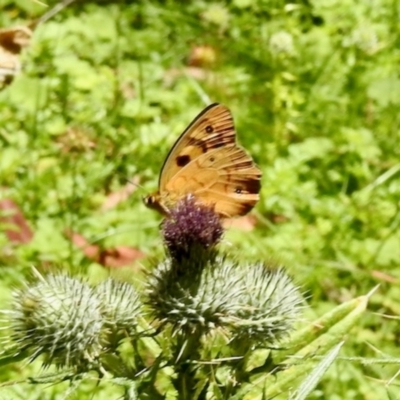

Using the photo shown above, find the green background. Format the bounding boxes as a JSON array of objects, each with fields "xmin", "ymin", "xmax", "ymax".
[{"xmin": 1, "ymin": 0, "xmax": 400, "ymax": 398}]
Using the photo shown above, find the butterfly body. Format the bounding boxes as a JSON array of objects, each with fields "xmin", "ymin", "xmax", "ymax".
[{"xmin": 144, "ymin": 103, "xmax": 261, "ymax": 218}]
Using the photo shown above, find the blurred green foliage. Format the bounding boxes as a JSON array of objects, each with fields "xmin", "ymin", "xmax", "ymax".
[{"xmin": 1, "ymin": 0, "xmax": 400, "ymax": 398}]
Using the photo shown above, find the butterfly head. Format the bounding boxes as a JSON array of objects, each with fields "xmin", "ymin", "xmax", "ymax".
[{"xmin": 143, "ymin": 192, "xmax": 171, "ymax": 216}]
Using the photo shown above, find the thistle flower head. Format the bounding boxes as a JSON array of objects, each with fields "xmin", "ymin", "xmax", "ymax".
[
  {"xmin": 161, "ymin": 196, "xmax": 223, "ymax": 264},
  {"xmin": 8, "ymin": 274, "xmax": 103, "ymax": 369}
]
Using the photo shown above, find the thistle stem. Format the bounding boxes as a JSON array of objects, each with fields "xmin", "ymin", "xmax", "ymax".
[{"xmin": 173, "ymin": 329, "xmax": 203, "ymax": 400}]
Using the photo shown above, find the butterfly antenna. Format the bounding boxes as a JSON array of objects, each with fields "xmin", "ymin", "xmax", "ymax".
[{"xmin": 124, "ymin": 176, "xmax": 145, "ymax": 192}]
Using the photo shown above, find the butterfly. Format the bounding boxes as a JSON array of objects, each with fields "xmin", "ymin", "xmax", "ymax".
[{"xmin": 144, "ymin": 103, "xmax": 261, "ymax": 218}]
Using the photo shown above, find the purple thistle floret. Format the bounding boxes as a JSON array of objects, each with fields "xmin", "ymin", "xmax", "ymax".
[{"xmin": 161, "ymin": 196, "xmax": 223, "ymax": 261}]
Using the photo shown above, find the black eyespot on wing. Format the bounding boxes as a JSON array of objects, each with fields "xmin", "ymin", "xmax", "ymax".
[
  {"xmin": 205, "ymin": 125, "xmax": 214, "ymax": 134},
  {"xmin": 235, "ymin": 187, "xmax": 242, "ymax": 194},
  {"xmin": 176, "ymin": 154, "xmax": 191, "ymax": 167}
]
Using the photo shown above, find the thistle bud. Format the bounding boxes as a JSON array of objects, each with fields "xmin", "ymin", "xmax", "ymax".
[
  {"xmin": 146, "ymin": 257, "xmax": 302, "ymax": 344},
  {"xmin": 7, "ymin": 274, "xmax": 103, "ymax": 369},
  {"xmin": 95, "ymin": 278, "xmax": 142, "ymax": 345},
  {"xmin": 226, "ymin": 264, "xmax": 303, "ymax": 344}
]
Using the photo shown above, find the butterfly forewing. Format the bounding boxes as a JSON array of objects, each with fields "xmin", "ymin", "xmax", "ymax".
[{"xmin": 159, "ymin": 103, "xmax": 235, "ymax": 189}]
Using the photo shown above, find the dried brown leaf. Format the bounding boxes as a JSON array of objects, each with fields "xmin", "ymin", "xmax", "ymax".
[
  {"xmin": 101, "ymin": 178, "xmax": 140, "ymax": 211},
  {"xmin": 0, "ymin": 26, "xmax": 32, "ymax": 85},
  {"xmin": 66, "ymin": 229, "xmax": 145, "ymax": 268},
  {"xmin": 0, "ymin": 199, "xmax": 33, "ymax": 244}
]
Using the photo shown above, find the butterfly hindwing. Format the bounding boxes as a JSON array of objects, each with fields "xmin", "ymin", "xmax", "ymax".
[{"xmin": 164, "ymin": 146, "xmax": 261, "ymax": 216}]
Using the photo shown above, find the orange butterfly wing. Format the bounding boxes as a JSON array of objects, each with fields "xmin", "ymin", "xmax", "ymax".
[
  {"xmin": 164, "ymin": 146, "xmax": 261, "ymax": 217},
  {"xmin": 145, "ymin": 103, "xmax": 261, "ymax": 217}
]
